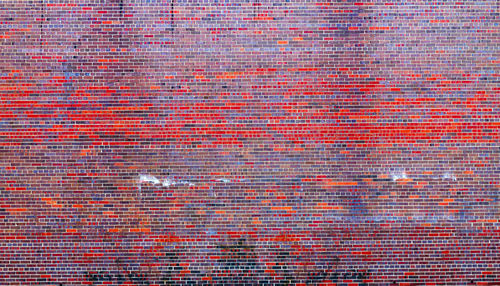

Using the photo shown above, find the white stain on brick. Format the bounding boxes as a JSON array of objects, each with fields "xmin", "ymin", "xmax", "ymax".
[
  {"xmin": 180, "ymin": 180, "xmax": 195, "ymax": 186},
  {"xmin": 442, "ymin": 172, "xmax": 457, "ymax": 181},
  {"xmin": 391, "ymin": 171, "xmax": 408, "ymax": 181},
  {"xmin": 138, "ymin": 174, "xmax": 194, "ymax": 189},
  {"xmin": 162, "ymin": 178, "xmax": 175, "ymax": 187},
  {"xmin": 163, "ymin": 179, "xmax": 195, "ymax": 187},
  {"xmin": 139, "ymin": 174, "xmax": 161, "ymax": 185}
]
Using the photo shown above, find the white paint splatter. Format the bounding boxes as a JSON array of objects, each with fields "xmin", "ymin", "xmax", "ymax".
[
  {"xmin": 391, "ymin": 171, "xmax": 408, "ymax": 181},
  {"xmin": 442, "ymin": 172, "xmax": 457, "ymax": 181},
  {"xmin": 139, "ymin": 174, "xmax": 161, "ymax": 185},
  {"xmin": 162, "ymin": 178, "xmax": 175, "ymax": 187},
  {"xmin": 138, "ymin": 174, "xmax": 194, "ymax": 189},
  {"xmin": 180, "ymin": 180, "xmax": 195, "ymax": 186},
  {"xmin": 215, "ymin": 178, "xmax": 231, "ymax": 183},
  {"xmin": 161, "ymin": 179, "xmax": 195, "ymax": 187}
]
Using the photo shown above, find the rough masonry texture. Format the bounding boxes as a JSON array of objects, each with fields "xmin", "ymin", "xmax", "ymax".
[{"xmin": 0, "ymin": 0, "xmax": 498, "ymax": 285}]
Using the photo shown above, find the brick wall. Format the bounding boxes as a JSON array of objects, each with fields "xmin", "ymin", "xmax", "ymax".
[{"xmin": 0, "ymin": 0, "xmax": 498, "ymax": 285}]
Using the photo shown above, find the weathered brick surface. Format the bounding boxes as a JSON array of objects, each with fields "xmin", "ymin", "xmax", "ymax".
[{"xmin": 0, "ymin": 0, "xmax": 498, "ymax": 285}]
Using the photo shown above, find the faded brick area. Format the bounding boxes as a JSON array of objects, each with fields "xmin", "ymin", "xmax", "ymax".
[{"xmin": 0, "ymin": 0, "xmax": 498, "ymax": 285}]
